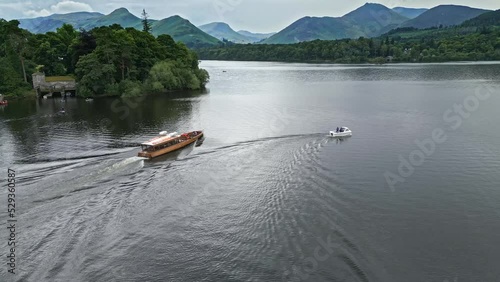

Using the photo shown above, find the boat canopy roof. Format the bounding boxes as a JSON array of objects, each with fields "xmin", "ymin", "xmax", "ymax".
[{"xmin": 141, "ymin": 135, "xmax": 177, "ymax": 146}]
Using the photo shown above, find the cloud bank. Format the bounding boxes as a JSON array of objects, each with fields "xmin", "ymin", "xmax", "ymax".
[{"xmin": 24, "ymin": 0, "xmax": 93, "ymax": 17}]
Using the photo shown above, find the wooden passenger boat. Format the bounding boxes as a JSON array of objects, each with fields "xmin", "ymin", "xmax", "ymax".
[{"xmin": 138, "ymin": 130, "xmax": 204, "ymax": 159}]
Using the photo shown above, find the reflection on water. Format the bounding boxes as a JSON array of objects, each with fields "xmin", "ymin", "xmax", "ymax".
[
  {"xmin": 0, "ymin": 61, "xmax": 500, "ymax": 282},
  {"xmin": 0, "ymin": 90, "xmax": 207, "ymax": 165}
]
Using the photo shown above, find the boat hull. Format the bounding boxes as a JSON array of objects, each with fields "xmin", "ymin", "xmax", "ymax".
[
  {"xmin": 138, "ymin": 132, "xmax": 203, "ymax": 159},
  {"xmin": 329, "ymin": 132, "xmax": 352, "ymax": 137},
  {"xmin": 329, "ymin": 133, "xmax": 352, "ymax": 137}
]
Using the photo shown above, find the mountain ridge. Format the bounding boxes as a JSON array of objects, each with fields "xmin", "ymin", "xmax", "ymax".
[
  {"xmin": 400, "ymin": 5, "xmax": 491, "ymax": 29},
  {"xmin": 19, "ymin": 8, "xmax": 220, "ymax": 47},
  {"xmin": 19, "ymin": 12, "xmax": 103, "ymax": 33},
  {"xmin": 392, "ymin": 7, "xmax": 428, "ymax": 19},
  {"xmin": 262, "ymin": 3, "xmax": 409, "ymax": 44},
  {"xmin": 198, "ymin": 22, "xmax": 252, "ymax": 43},
  {"xmin": 151, "ymin": 16, "xmax": 220, "ymax": 47},
  {"xmin": 13, "ymin": 3, "xmax": 498, "ymax": 47}
]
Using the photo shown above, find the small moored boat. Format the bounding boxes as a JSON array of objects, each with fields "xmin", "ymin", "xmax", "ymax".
[
  {"xmin": 0, "ymin": 94, "xmax": 7, "ymax": 105},
  {"xmin": 329, "ymin": 127, "xmax": 352, "ymax": 137},
  {"xmin": 138, "ymin": 130, "xmax": 204, "ymax": 159}
]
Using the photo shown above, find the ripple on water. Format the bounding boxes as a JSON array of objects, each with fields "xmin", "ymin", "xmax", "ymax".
[{"xmin": 134, "ymin": 135, "xmax": 374, "ymax": 281}]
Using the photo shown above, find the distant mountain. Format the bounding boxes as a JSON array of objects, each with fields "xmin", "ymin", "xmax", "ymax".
[
  {"xmin": 19, "ymin": 12, "xmax": 103, "ymax": 33},
  {"xmin": 400, "ymin": 5, "xmax": 491, "ymax": 29},
  {"xmin": 81, "ymin": 8, "xmax": 145, "ymax": 30},
  {"xmin": 461, "ymin": 9, "xmax": 500, "ymax": 27},
  {"xmin": 262, "ymin": 17, "xmax": 355, "ymax": 44},
  {"xmin": 198, "ymin": 22, "xmax": 251, "ymax": 43},
  {"xmin": 17, "ymin": 8, "xmax": 219, "ymax": 47},
  {"xmin": 392, "ymin": 7, "xmax": 428, "ymax": 19},
  {"xmin": 263, "ymin": 3, "xmax": 408, "ymax": 44},
  {"xmin": 237, "ymin": 30, "xmax": 276, "ymax": 42},
  {"xmin": 15, "ymin": 4, "xmax": 497, "ymax": 48},
  {"xmin": 152, "ymin": 16, "xmax": 220, "ymax": 47},
  {"xmin": 342, "ymin": 3, "xmax": 409, "ymax": 37}
]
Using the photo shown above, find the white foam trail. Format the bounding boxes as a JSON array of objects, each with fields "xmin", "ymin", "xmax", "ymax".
[{"xmin": 99, "ymin": 157, "xmax": 145, "ymax": 176}]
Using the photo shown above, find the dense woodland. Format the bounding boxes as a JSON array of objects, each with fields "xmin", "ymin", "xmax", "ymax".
[
  {"xmin": 0, "ymin": 19, "xmax": 209, "ymax": 98},
  {"xmin": 197, "ymin": 27, "xmax": 500, "ymax": 63}
]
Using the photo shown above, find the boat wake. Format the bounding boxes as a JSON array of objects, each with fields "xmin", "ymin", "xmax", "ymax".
[
  {"xmin": 192, "ymin": 133, "xmax": 327, "ymax": 158},
  {"xmin": 23, "ymin": 156, "xmax": 145, "ymax": 205},
  {"xmin": 15, "ymin": 149, "xmax": 132, "ymax": 164}
]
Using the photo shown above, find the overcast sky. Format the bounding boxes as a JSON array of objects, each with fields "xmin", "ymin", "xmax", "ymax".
[{"xmin": 0, "ymin": 0, "xmax": 498, "ymax": 33}]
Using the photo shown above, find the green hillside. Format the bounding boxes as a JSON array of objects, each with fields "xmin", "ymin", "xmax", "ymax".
[
  {"xmin": 462, "ymin": 9, "xmax": 500, "ymax": 27},
  {"xmin": 198, "ymin": 22, "xmax": 251, "ymax": 43},
  {"xmin": 152, "ymin": 16, "xmax": 220, "ymax": 48},
  {"xmin": 392, "ymin": 7, "xmax": 428, "ymax": 19},
  {"xmin": 384, "ymin": 7, "xmax": 500, "ymax": 40},
  {"xmin": 262, "ymin": 3, "xmax": 408, "ymax": 44},
  {"xmin": 400, "ymin": 5, "xmax": 491, "ymax": 29},
  {"xmin": 262, "ymin": 17, "xmax": 355, "ymax": 44},
  {"xmin": 342, "ymin": 3, "xmax": 409, "ymax": 37},
  {"xmin": 82, "ymin": 8, "xmax": 143, "ymax": 30},
  {"xmin": 17, "ymin": 8, "xmax": 219, "ymax": 48}
]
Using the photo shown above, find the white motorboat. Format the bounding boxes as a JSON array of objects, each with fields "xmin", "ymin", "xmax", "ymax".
[{"xmin": 329, "ymin": 127, "xmax": 352, "ymax": 137}]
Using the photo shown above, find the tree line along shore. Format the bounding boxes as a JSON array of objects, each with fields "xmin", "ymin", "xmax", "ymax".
[{"xmin": 196, "ymin": 26, "xmax": 500, "ymax": 64}]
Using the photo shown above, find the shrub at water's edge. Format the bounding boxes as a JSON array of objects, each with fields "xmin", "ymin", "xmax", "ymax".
[{"xmin": 146, "ymin": 60, "xmax": 209, "ymax": 92}]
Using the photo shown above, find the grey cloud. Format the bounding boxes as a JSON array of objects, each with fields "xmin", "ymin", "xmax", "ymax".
[{"xmin": 0, "ymin": 0, "xmax": 498, "ymax": 32}]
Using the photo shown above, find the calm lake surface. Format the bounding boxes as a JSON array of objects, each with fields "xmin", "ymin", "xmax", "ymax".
[{"xmin": 1, "ymin": 61, "xmax": 500, "ymax": 282}]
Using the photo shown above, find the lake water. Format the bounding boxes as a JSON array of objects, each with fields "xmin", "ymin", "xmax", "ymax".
[{"xmin": 1, "ymin": 61, "xmax": 500, "ymax": 282}]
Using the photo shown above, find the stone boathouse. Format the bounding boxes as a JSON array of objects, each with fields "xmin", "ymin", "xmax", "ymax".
[{"xmin": 32, "ymin": 72, "xmax": 77, "ymax": 98}]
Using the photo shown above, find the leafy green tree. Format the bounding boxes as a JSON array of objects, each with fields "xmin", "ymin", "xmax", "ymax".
[
  {"xmin": 54, "ymin": 24, "xmax": 78, "ymax": 73},
  {"xmin": 5, "ymin": 20, "xmax": 30, "ymax": 82},
  {"xmin": 34, "ymin": 40, "xmax": 65, "ymax": 75},
  {"xmin": 75, "ymin": 52, "xmax": 116, "ymax": 96},
  {"xmin": 70, "ymin": 29, "xmax": 96, "ymax": 73}
]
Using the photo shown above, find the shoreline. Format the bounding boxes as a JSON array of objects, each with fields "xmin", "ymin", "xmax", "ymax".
[
  {"xmin": 1, "ymin": 88, "xmax": 208, "ymax": 100},
  {"xmin": 199, "ymin": 59, "xmax": 500, "ymax": 66}
]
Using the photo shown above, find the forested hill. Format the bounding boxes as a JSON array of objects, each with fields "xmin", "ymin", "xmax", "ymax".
[
  {"xmin": 462, "ymin": 9, "xmax": 500, "ymax": 27},
  {"xmin": 261, "ymin": 3, "xmax": 409, "ymax": 44},
  {"xmin": 196, "ymin": 26, "xmax": 500, "ymax": 63},
  {"xmin": 399, "ymin": 5, "xmax": 490, "ymax": 29},
  {"xmin": 0, "ymin": 20, "xmax": 209, "ymax": 98},
  {"xmin": 197, "ymin": 8, "xmax": 500, "ymax": 63}
]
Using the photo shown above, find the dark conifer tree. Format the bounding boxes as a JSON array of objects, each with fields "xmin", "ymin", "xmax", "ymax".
[{"xmin": 142, "ymin": 9, "xmax": 152, "ymax": 33}]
